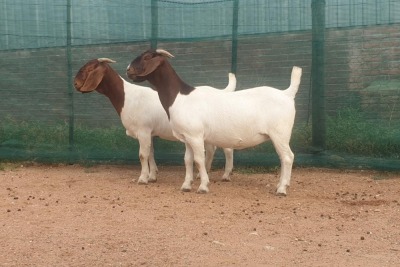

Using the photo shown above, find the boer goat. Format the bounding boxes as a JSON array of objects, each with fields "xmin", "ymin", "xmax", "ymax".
[
  {"xmin": 74, "ymin": 58, "xmax": 235, "ymax": 184},
  {"xmin": 126, "ymin": 49, "xmax": 302, "ymax": 195}
]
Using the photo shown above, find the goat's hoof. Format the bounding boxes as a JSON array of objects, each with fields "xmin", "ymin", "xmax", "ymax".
[
  {"xmin": 276, "ymin": 183, "xmax": 288, "ymax": 196},
  {"xmin": 196, "ymin": 189, "xmax": 208, "ymax": 194},
  {"xmin": 221, "ymin": 176, "xmax": 231, "ymax": 182},
  {"xmin": 276, "ymin": 188, "xmax": 287, "ymax": 196},
  {"xmin": 181, "ymin": 185, "xmax": 192, "ymax": 192},
  {"xmin": 148, "ymin": 178, "xmax": 157, "ymax": 183},
  {"xmin": 181, "ymin": 188, "xmax": 191, "ymax": 192},
  {"xmin": 196, "ymin": 187, "xmax": 209, "ymax": 194},
  {"xmin": 137, "ymin": 179, "xmax": 148, "ymax": 185}
]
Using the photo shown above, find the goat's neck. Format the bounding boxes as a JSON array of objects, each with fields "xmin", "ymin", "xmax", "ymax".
[
  {"xmin": 148, "ymin": 61, "xmax": 194, "ymax": 117},
  {"xmin": 96, "ymin": 68, "xmax": 125, "ymax": 116}
]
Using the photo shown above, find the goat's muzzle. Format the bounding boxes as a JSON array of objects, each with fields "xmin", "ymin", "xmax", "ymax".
[
  {"xmin": 73, "ymin": 80, "xmax": 82, "ymax": 91},
  {"xmin": 73, "ymin": 80, "xmax": 89, "ymax": 93}
]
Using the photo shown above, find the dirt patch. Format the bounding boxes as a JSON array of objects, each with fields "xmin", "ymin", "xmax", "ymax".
[{"xmin": 1, "ymin": 163, "xmax": 399, "ymax": 266}]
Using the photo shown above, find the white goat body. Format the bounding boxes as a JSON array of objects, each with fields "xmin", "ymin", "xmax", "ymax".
[
  {"xmin": 126, "ymin": 49, "xmax": 302, "ymax": 195},
  {"xmin": 171, "ymin": 86, "xmax": 297, "ymax": 149},
  {"xmin": 74, "ymin": 58, "xmax": 235, "ymax": 184}
]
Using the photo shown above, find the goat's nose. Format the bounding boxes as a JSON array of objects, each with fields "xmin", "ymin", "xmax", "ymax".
[{"xmin": 73, "ymin": 81, "xmax": 80, "ymax": 89}]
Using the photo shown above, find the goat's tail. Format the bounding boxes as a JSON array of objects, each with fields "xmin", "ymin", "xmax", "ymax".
[
  {"xmin": 285, "ymin": 66, "xmax": 302, "ymax": 98},
  {"xmin": 223, "ymin": 73, "xmax": 237, "ymax": 92}
]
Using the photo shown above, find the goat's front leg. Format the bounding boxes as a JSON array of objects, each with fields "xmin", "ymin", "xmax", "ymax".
[
  {"xmin": 136, "ymin": 134, "xmax": 152, "ymax": 184},
  {"xmin": 181, "ymin": 143, "xmax": 194, "ymax": 192},
  {"xmin": 148, "ymin": 138, "xmax": 158, "ymax": 183},
  {"xmin": 188, "ymin": 138, "xmax": 209, "ymax": 193},
  {"xmin": 195, "ymin": 143, "xmax": 216, "ymax": 179}
]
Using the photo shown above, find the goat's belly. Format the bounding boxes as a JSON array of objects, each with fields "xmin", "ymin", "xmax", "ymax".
[
  {"xmin": 152, "ymin": 122, "xmax": 177, "ymax": 141},
  {"xmin": 206, "ymin": 133, "xmax": 269, "ymax": 150},
  {"xmin": 157, "ymin": 132, "xmax": 177, "ymax": 142}
]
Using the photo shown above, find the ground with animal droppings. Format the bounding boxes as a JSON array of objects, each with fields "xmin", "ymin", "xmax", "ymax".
[{"xmin": 1, "ymin": 163, "xmax": 399, "ymax": 266}]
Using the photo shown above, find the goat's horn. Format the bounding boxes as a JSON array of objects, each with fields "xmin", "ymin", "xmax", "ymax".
[
  {"xmin": 97, "ymin": 58, "xmax": 116, "ymax": 63},
  {"xmin": 155, "ymin": 49, "xmax": 174, "ymax": 58}
]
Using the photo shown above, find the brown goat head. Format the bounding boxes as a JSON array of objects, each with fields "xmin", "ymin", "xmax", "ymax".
[
  {"xmin": 126, "ymin": 49, "xmax": 174, "ymax": 82},
  {"xmin": 74, "ymin": 58, "xmax": 116, "ymax": 93}
]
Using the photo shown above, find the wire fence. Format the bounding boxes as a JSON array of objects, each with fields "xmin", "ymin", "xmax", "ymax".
[
  {"xmin": 0, "ymin": 0, "xmax": 399, "ymax": 170},
  {"xmin": 2, "ymin": 0, "xmax": 400, "ymax": 49}
]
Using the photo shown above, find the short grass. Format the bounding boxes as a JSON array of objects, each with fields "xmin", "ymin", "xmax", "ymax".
[{"xmin": 1, "ymin": 108, "xmax": 399, "ymax": 162}]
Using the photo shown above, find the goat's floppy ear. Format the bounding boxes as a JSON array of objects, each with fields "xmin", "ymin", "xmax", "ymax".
[
  {"xmin": 80, "ymin": 64, "xmax": 106, "ymax": 92},
  {"xmin": 136, "ymin": 56, "xmax": 164, "ymax": 77}
]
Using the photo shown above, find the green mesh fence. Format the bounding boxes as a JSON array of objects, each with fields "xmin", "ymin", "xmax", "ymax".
[{"xmin": 0, "ymin": 0, "xmax": 399, "ymax": 170}]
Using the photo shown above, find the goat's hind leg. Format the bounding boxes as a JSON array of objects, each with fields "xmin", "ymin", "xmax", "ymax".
[
  {"xmin": 203, "ymin": 145, "xmax": 234, "ymax": 182},
  {"xmin": 222, "ymin": 148, "xmax": 233, "ymax": 181},
  {"xmin": 270, "ymin": 135, "xmax": 294, "ymax": 196}
]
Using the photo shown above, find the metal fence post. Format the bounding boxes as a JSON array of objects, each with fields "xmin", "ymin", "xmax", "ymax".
[
  {"xmin": 151, "ymin": 0, "xmax": 158, "ymax": 49},
  {"xmin": 311, "ymin": 0, "xmax": 326, "ymax": 151},
  {"xmin": 66, "ymin": 0, "xmax": 74, "ymax": 156},
  {"xmin": 231, "ymin": 0, "xmax": 239, "ymax": 74}
]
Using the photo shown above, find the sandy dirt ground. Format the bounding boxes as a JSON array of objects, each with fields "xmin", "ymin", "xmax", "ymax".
[{"xmin": 1, "ymin": 163, "xmax": 399, "ymax": 266}]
